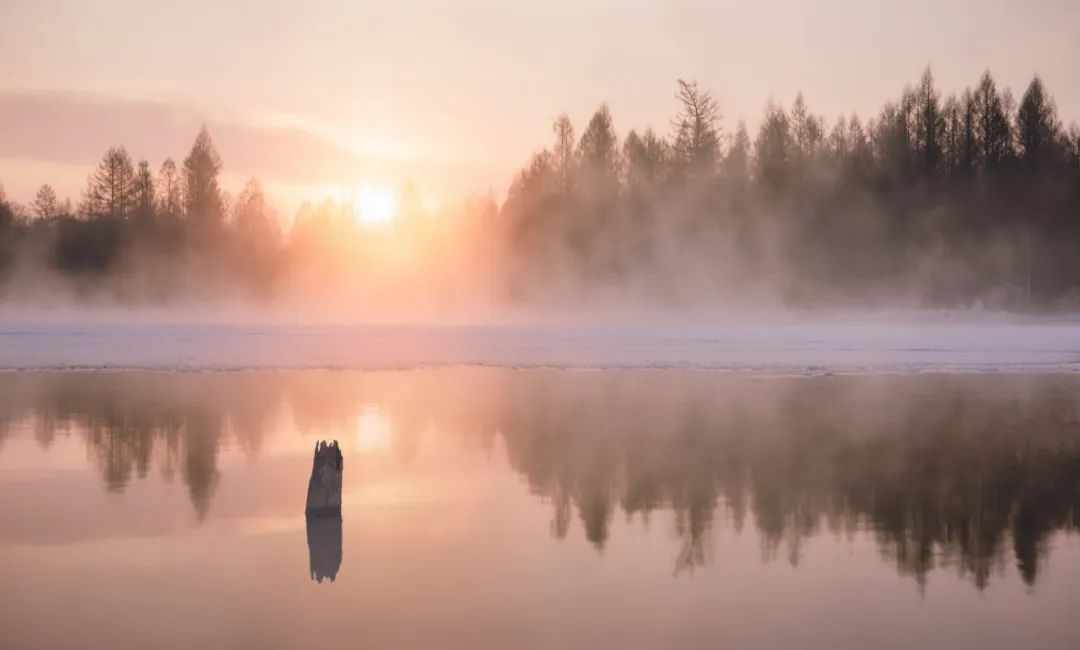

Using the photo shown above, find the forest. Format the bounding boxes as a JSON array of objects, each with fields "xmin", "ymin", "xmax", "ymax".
[{"xmin": 2, "ymin": 67, "xmax": 1079, "ymax": 311}]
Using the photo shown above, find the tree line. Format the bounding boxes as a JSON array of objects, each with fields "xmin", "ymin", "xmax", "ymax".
[
  {"xmin": 502, "ymin": 69, "xmax": 1080, "ymax": 308},
  {"xmin": 0, "ymin": 126, "xmax": 282, "ymax": 299},
  {"xmin": 2, "ymin": 67, "xmax": 1079, "ymax": 309}
]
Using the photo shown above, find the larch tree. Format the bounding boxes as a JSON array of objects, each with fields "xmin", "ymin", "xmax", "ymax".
[
  {"xmin": 1016, "ymin": 76, "xmax": 1061, "ymax": 172},
  {"xmin": 133, "ymin": 159, "xmax": 156, "ymax": 224},
  {"xmin": 87, "ymin": 147, "xmax": 136, "ymax": 219},
  {"xmin": 552, "ymin": 114, "xmax": 576, "ymax": 196},
  {"xmin": 624, "ymin": 128, "xmax": 669, "ymax": 193},
  {"xmin": 32, "ymin": 184, "xmax": 60, "ymax": 220},
  {"xmin": 672, "ymin": 79, "xmax": 721, "ymax": 177},
  {"xmin": 913, "ymin": 67, "xmax": 944, "ymax": 176},
  {"xmin": 234, "ymin": 177, "xmax": 276, "ymax": 241},
  {"xmin": 726, "ymin": 121, "xmax": 752, "ymax": 181},
  {"xmin": 790, "ymin": 93, "xmax": 824, "ymax": 168},
  {"xmin": 973, "ymin": 71, "xmax": 1012, "ymax": 171},
  {"xmin": 845, "ymin": 115, "xmax": 872, "ymax": 174},
  {"xmin": 577, "ymin": 104, "xmax": 620, "ymax": 195},
  {"xmin": 957, "ymin": 89, "xmax": 979, "ymax": 176},
  {"xmin": 157, "ymin": 158, "xmax": 184, "ymax": 220},
  {"xmin": 754, "ymin": 100, "xmax": 791, "ymax": 190},
  {"xmin": 828, "ymin": 116, "xmax": 850, "ymax": 164}
]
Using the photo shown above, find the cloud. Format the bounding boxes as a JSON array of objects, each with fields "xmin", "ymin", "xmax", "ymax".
[
  {"xmin": 0, "ymin": 91, "xmax": 382, "ymax": 185},
  {"xmin": 0, "ymin": 91, "xmax": 507, "ymax": 211}
]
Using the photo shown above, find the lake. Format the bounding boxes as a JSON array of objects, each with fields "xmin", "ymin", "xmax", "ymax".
[{"xmin": 1, "ymin": 369, "xmax": 1079, "ymax": 649}]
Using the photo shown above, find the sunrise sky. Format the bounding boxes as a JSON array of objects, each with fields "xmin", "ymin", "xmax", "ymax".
[{"xmin": 2, "ymin": 0, "xmax": 1078, "ymax": 217}]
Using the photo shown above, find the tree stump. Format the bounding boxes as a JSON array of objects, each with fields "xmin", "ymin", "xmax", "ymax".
[{"xmin": 305, "ymin": 440, "xmax": 343, "ymax": 516}]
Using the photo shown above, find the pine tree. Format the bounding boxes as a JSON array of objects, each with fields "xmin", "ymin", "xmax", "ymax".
[{"xmin": 183, "ymin": 126, "xmax": 224, "ymax": 231}]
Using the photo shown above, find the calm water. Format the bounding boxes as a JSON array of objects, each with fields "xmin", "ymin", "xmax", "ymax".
[{"xmin": 1, "ymin": 370, "xmax": 1079, "ymax": 649}]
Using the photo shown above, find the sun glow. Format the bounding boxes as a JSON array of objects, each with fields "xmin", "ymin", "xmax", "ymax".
[
  {"xmin": 356, "ymin": 405, "xmax": 392, "ymax": 453},
  {"xmin": 354, "ymin": 185, "xmax": 398, "ymax": 228}
]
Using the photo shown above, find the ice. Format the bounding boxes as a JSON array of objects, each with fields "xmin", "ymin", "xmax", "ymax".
[{"xmin": 2, "ymin": 316, "xmax": 1080, "ymax": 374}]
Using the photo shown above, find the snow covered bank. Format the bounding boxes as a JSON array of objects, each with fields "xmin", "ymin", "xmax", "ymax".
[{"xmin": 2, "ymin": 320, "xmax": 1080, "ymax": 373}]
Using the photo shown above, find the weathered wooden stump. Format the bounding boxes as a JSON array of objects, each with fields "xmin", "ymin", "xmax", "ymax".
[{"xmin": 305, "ymin": 440, "xmax": 343, "ymax": 516}]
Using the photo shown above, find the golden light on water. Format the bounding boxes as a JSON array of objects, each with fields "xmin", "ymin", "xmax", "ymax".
[{"xmin": 355, "ymin": 405, "xmax": 392, "ymax": 453}]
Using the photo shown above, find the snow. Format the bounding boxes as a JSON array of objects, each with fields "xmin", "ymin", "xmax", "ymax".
[{"xmin": 2, "ymin": 318, "xmax": 1080, "ymax": 374}]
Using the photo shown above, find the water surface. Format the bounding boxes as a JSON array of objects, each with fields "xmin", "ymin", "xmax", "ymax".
[{"xmin": 1, "ymin": 370, "xmax": 1079, "ymax": 649}]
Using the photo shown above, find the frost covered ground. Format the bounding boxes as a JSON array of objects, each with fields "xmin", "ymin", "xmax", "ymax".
[{"xmin": 3, "ymin": 316, "xmax": 1080, "ymax": 373}]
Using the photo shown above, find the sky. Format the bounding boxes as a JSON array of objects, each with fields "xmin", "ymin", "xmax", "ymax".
[{"xmin": 1, "ymin": 0, "xmax": 1078, "ymax": 217}]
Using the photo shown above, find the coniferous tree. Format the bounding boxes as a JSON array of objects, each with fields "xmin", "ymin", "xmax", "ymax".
[
  {"xmin": 828, "ymin": 116, "xmax": 850, "ymax": 164},
  {"xmin": 157, "ymin": 158, "xmax": 184, "ymax": 220},
  {"xmin": 552, "ymin": 115, "xmax": 576, "ymax": 196},
  {"xmin": 724, "ymin": 121, "xmax": 751, "ymax": 184},
  {"xmin": 790, "ymin": 93, "xmax": 824, "ymax": 170},
  {"xmin": 577, "ymin": 104, "xmax": 620, "ymax": 194},
  {"xmin": 1016, "ymin": 76, "xmax": 1061, "ymax": 172},
  {"xmin": 183, "ymin": 126, "xmax": 224, "ymax": 232},
  {"xmin": 32, "ymin": 184, "xmax": 59, "ymax": 220},
  {"xmin": 754, "ymin": 100, "xmax": 791, "ymax": 190},
  {"xmin": 87, "ymin": 147, "xmax": 136, "ymax": 219},
  {"xmin": 233, "ymin": 178, "xmax": 274, "ymax": 239},
  {"xmin": 1068, "ymin": 124, "xmax": 1080, "ymax": 170},
  {"xmin": 959, "ymin": 89, "xmax": 980, "ymax": 177},
  {"xmin": 973, "ymin": 71, "xmax": 1012, "ymax": 171},
  {"xmin": 913, "ymin": 67, "xmax": 944, "ymax": 176},
  {"xmin": 624, "ymin": 128, "xmax": 669, "ymax": 193},
  {"xmin": 672, "ymin": 79, "xmax": 721, "ymax": 178},
  {"xmin": 133, "ymin": 159, "xmax": 156, "ymax": 224},
  {"xmin": 845, "ymin": 115, "xmax": 872, "ymax": 178},
  {"xmin": 941, "ymin": 95, "xmax": 963, "ymax": 175}
]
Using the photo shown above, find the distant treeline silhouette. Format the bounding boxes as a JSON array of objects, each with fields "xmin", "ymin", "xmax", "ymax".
[{"xmin": 1, "ymin": 67, "xmax": 1079, "ymax": 308}]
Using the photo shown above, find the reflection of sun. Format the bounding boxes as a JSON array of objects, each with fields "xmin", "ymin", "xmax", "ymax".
[
  {"xmin": 354, "ymin": 186, "xmax": 398, "ymax": 228},
  {"xmin": 356, "ymin": 405, "xmax": 391, "ymax": 453}
]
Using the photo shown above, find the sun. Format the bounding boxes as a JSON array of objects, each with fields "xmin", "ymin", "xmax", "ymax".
[{"xmin": 353, "ymin": 185, "xmax": 398, "ymax": 228}]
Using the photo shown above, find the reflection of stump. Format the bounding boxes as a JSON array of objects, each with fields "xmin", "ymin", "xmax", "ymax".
[
  {"xmin": 306, "ymin": 440, "xmax": 343, "ymax": 583},
  {"xmin": 306, "ymin": 514, "xmax": 342, "ymax": 583},
  {"xmin": 306, "ymin": 440, "xmax": 343, "ymax": 516}
]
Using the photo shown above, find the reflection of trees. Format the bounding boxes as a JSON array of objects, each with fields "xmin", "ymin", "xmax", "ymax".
[
  {"xmin": 493, "ymin": 373, "xmax": 1080, "ymax": 587},
  {"xmin": 1, "ymin": 371, "xmax": 1078, "ymax": 588},
  {"xmin": 0, "ymin": 374, "xmax": 274, "ymax": 520}
]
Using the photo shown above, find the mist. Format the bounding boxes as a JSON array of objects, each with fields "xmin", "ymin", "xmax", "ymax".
[{"xmin": 2, "ymin": 68, "xmax": 1079, "ymax": 324}]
